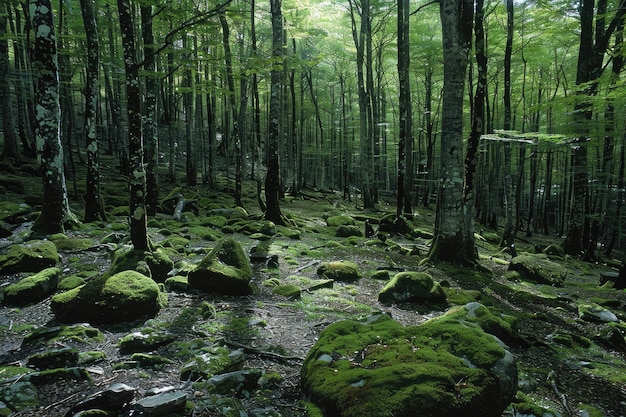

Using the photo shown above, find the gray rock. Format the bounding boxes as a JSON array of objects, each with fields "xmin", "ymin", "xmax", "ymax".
[
  {"xmin": 119, "ymin": 329, "xmax": 177, "ymax": 355},
  {"xmin": 206, "ymin": 369, "xmax": 263, "ymax": 394},
  {"xmin": 578, "ymin": 303, "xmax": 619, "ymax": 323},
  {"xmin": 378, "ymin": 271, "xmax": 446, "ymax": 304},
  {"xmin": 128, "ymin": 390, "xmax": 187, "ymax": 417},
  {"xmin": 65, "ymin": 383, "xmax": 135, "ymax": 417},
  {"xmin": 27, "ymin": 347, "xmax": 79, "ymax": 370},
  {"xmin": 180, "ymin": 346, "xmax": 244, "ymax": 381},
  {"xmin": 0, "ymin": 381, "xmax": 39, "ymax": 412}
]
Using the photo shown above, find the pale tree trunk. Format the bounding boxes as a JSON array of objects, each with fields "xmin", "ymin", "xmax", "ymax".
[
  {"xmin": 0, "ymin": 12, "xmax": 21, "ymax": 164},
  {"xmin": 81, "ymin": 0, "xmax": 105, "ymax": 222},
  {"xmin": 265, "ymin": 0, "xmax": 285, "ymax": 224},
  {"xmin": 428, "ymin": 0, "xmax": 475, "ymax": 264},
  {"xmin": 30, "ymin": 0, "xmax": 77, "ymax": 235},
  {"xmin": 118, "ymin": 0, "xmax": 150, "ymax": 251},
  {"xmin": 141, "ymin": 5, "xmax": 159, "ymax": 215}
]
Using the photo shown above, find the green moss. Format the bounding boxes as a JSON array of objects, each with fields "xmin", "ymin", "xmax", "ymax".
[
  {"xmin": 2, "ymin": 267, "xmax": 60, "ymax": 306},
  {"xmin": 273, "ymin": 284, "xmax": 302, "ymax": 299},
  {"xmin": 107, "ymin": 246, "xmax": 174, "ymax": 283},
  {"xmin": 317, "ymin": 261, "xmax": 361, "ymax": 281},
  {"xmin": 58, "ymin": 275, "xmax": 86, "ymax": 291},
  {"xmin": 326, "ymin": 215, "xmax": 356, "ymax": 227},
  {"xmin": 509, "ymin": 253, "xmax": 567, "ymax": 286},
  {"xmin": 443, "ymin": 288, "xmax": 482, "ymax": 305},
  {"xmin": 302, "ymin": 312, "xmax": 510, "ymax": 417},
  {"xmin": 78, "ymin": 351, "xmax": 107, "ymax": 365},
  {"xmin": 0, "ymin": 240, "xmax": 59, "ymax": 274},
  {"xmin": 49, "ymin": 233, "xmax": 93, "ymax": 251}
]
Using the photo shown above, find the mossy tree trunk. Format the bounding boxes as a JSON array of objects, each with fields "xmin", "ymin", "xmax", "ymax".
[
  {"xmin": 428, "ymin": 0, "xmax": 475, "ymax": 265},
  {"xmin": 117, "ymin": 0, "xmax": 150, "ymax": 251},
  {"xmin": 30, "ymin": 0, "xmax": 77, "ymax": 235},
  {"xmin": 265, "ymin": 0, "xmax": 285, "ymax": 225},
  {"xmin": 81, "ymin": 0, "xmax": 105, "ymax": 222}
]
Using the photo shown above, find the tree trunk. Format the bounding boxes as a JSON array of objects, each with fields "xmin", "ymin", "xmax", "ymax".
[
  {"xmin": 141, "ymin": 5, "xmax": 159, "ymax": 215},
  {"xmin": 81, "ymin": 0, "xmax": 105, "ymax": 222},
  {"xmin": 118, "ymin": 0, "xmax": 150, "ymax": 251},
  {"xmin": 30, "ymin": 0, "xmax": 76, "ymax": 235},
  {"xmin": 265, "ymin": 0, "xmax": 285, "ymax": 225},
  {"xmin": 429, "ymin": 0, "xmax": 475, "ymax": 264},
  {"xmin": 397, "ymin": 0, "xmax": 412, "ymax": 217},
  {"xmin": 0, "ymin": 12, "xmax": 21, "ymax": 164}
]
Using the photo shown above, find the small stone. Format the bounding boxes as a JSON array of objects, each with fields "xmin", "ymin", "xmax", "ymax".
[{"xmin": 128, "ymin": 390, "xmax": 187, "ymax": 417}]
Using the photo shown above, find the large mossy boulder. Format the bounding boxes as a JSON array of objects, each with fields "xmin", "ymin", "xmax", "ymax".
[
  {"xmin": 187, "ymin": 238, "xmax": 252, "ymax": 295},
  {"xmin": 50, "ymin": 271, "xmax": 167, "ymax": 324},
  {"xmin": 326, "ymin": 215, "xmax": 356, "ymax": 227},
  {"xmin": 2, "ymin": 267, "xmax": 60, "ymax": 306},
  {"xmin": 0, "ymin": 240, "xmax": 59, "ymax": 274},
  {"xmin": 301, "ymin": 311, "xmax": 517, "ymax": 417},
  {"xmin": 107, "ymin": 246, "xmax": 174, "ymax": 283},
  {"xmin": 508, "ymin": 253, "xmax": 567, "ymax": 286},
  {"xmin": 378, "ymin": 271, "xmax": 446, "ymax": 304},
  {"xmin": 317, "ymin": 261, "xmax": 361, "ymax": 282}
]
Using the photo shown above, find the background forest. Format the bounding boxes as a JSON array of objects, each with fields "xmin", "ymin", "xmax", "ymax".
[{"xmin": 0, "ymin": 0, "xmax": 625, "ymax": 258}]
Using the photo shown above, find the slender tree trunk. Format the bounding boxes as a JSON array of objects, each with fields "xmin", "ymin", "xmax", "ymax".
[
  {"xmin": 429, "ymin": 0, "xmax": 475, "ymax": 264},
  {"xmin": 141, "ymin": 5, "xmax": 159, "ymax": 215},
  {"xmin": 30, "ymin": 0, "xmax": 76, "ymax": 234},
  {"xmin": 265, "ymin": 0, "xmax": 285, "ymax": 224},
  {"xmin": 500, "ymin": 0, "xmax": 516, "ymax": 250},
  {"xmin": 118, "ymin": 0, "xmax": 149, "ymax": 251},
  {"xmin": 397, "ymin": 0, "xmax": 412, "ymax": 217},
  {"xmin": 81, "ymin": 0, "xmax": 105, "ymax": 222},
  {"xmin": 0, "ymin": 12, "xmax": 21, "ymax": 164}
]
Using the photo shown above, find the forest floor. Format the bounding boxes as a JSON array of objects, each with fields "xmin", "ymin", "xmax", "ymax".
[{"xmin": 1, "ymin": 159, "xmax": 626, "ymax": 417}]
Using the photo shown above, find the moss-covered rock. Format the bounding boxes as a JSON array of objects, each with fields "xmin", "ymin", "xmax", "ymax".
[
  {"xmin": 326, "ymin": 215, "xmax": 356, "ymax": 227},
  {"xmin": 26, "ymin": 347, "xmax": 79, "ymax": 370},
  {"xmin": 58, "ymin": 275, "xmax": 86, "ymax": 291},
  {"xmin": 273, "ymin": 284, "xmax": 302, "ymax": 299},
  {"xmin": 50, "ymin": 271, "xmax": 167, "ymax": 325},
  {"xmin": 301, "ymin": 312, "xmax": 517, "ymax": 417},
  {"xmin": 164, "ymin": 275, "xmax": 189, "ymax": 292},
  {"xmin": 107, "ymin": 246, "xmax": 174, "ymax": 283},
  {"xmin": 335, "ymin": 225, "xmax": 363, "ymax": 238},
  {"xmin": 577, "ymin": 303, "xmax": 618, "ymax": 323},
  {"xmin": 21, "ymin": 324, "xmax": 104, "ymax": 348},
  {"xmin": 317, "ymin": 261, "xmax": 361, "ymax": 282},
  {"xmin": 508, "ymin": 253, "xmax": 567, "ymax": 286},
  {"xmin": 180, "ymin": 346, "xmax": 245, "ymax": 381},
  {"xmin": 0, "ymin": 201, "xmax": 31, "ymax": 223},
  {"xmin": 444, "ymin": 302, "xmax": 517, "ymax": 343},
  {"xmin": 48, "ymin": 233, "xmax": 93, "ymax": 251},
  {"xmin": 187, "ymin": 238, "xmax": 253, "ymax": 295},
  {"xmin": 0, "ymin": 240, "xmax": 59, "ymax": 274},
  {"xmin": 119, "ymin": 328, "xmax": 177, "ymax": 355},
  {"xmin": 2, "ymin": 267, "xmax": 60, "ymax": 306},
  {"xmin": 378, "ymin": 271, "xmax": 446, "ymax": 305},
  {"xmin": 0, "ymin": 380, "xmax": 39, "ymax": 412}
]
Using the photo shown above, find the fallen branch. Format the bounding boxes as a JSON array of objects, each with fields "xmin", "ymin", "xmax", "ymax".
[{"xmin": 222, "ymin": 339, "xmax": 304, "ymax": 364}]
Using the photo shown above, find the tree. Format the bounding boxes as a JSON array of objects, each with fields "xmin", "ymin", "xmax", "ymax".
[
  {"xmin": 396, "ymin": 0, "xmax": 412, "ymax": 217},
  {"xmin": 0, "ymin": 10, "xmax": 21, "ymax": 165},
  {"xmin": 29, "ymin": 0, "xmax": 77, "ymax": 234},
  {"xmin": 80, "ymin": 0, "xmax": 105, "ymax": 222},
  {"xmin": 265, "ymin": 0, "xmax": 286, "ymax": 224},
  {"xmin": 428, "ymin": 0, "xmax": 475, "ymax": 264},
  {"xmin": 117, "ymin": 0, "xmax": 150, "ymax": 251}
]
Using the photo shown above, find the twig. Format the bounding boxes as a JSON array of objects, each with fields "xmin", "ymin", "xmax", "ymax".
[
  {"xmin": 294, "ymin": 260, "xmax": 320, "ymax": 273},
  {"xmin": 44, "ymin": 390, "xmax": 83, "ymax": 411},
  {"xmin": 222, "ymin": 339, "xmax": 304, "ymax": 364}
]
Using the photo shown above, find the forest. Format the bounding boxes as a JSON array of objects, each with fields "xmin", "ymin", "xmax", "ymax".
[{"xmin": 0, "ymin": 0, "xmax": 626, "ymax": 416}]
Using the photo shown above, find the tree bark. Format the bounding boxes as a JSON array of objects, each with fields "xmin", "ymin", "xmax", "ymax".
[
  {"xmin": 30, "ymin": 0, "xmax": 76, "ymax": 234},
  {"xmin": 0, "ymin": 12, "xmax": 21, "ymax": 164},
  {"xmin": 397, "ymin": 0, "xmax": 412, "ymax": 217},
  {"xmin": 428, "ymin": 0, "xmax": 475, "ymax": 264},
  {"xmin": 265, "ymin": 0, "xmax": 285, "ymax": 224},
  {"xmin": 81, "ymin": 0, "xmax": 105, "ymax": 222},
  {"xmin": 118, "ymin": 0, "xmax": 150, "ymax": 251}
]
